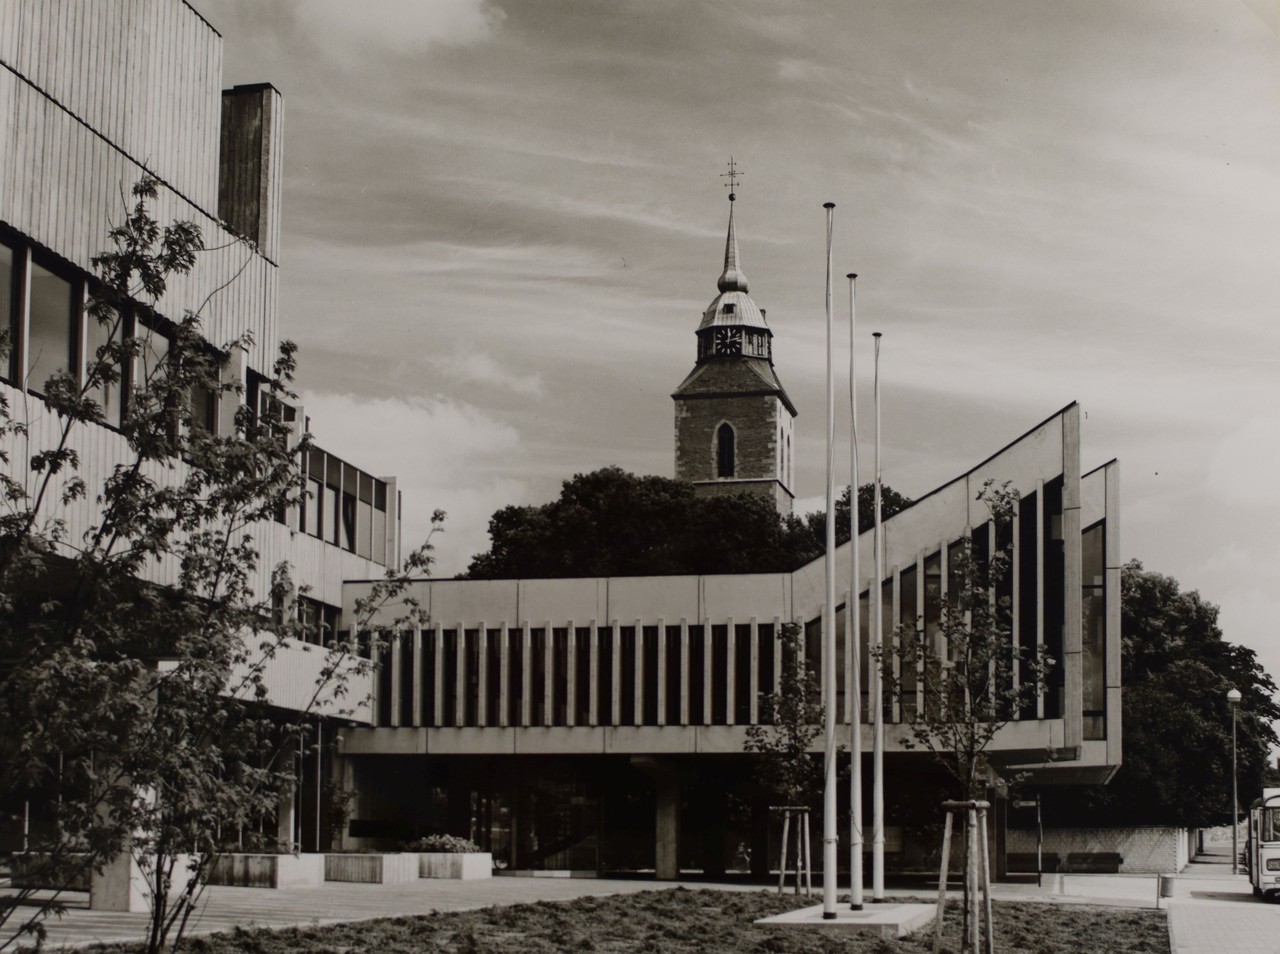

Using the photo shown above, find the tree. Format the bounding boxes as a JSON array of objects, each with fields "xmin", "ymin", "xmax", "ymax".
[
  {"xmin": 1050, "ymin": 561, "xmax": 1280, "ymax": 828},
  {"xmin": 878, "ymin": 480, "xmax": 1047, "ymax": 954},
  {"xmin": 0, "ymin": 179, "xmax": 440, "ymax": 952},
  {"xmin": 744, "ymin": 622, "xmax": 825, "ymax": 807},
  {"xmin": 880, "ymin": 480, "xmax": 1046, "ymax": 799},
  {"xmin": 465, "ymin": 467, "xmax": 820, "ymax": 578},
  {"xmin": 803, "ymin": 482, "xmax": 913, "ymax": 551}
]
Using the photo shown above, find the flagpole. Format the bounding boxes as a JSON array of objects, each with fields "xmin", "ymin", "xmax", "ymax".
[
  {"xmin": 821, "ymin": 202, "xmax": 838, "ymax": 920},
  {"xmin": 872, "ymin": 330, "xmax": 885, "ymax": 901},
  {"xmin": 847, "ymin": 273, "xmax": 864, "ymax": 910}
]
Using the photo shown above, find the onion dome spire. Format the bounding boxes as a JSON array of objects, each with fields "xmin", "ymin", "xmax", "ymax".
[{"xmin": 717, "ymin": 157, "xmax": 748, "ymax": 294}]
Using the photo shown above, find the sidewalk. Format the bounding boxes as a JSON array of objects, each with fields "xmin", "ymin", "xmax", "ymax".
[{"xmin": 5, "ymin": 855, "xmax": 1278, "ymax": 952}]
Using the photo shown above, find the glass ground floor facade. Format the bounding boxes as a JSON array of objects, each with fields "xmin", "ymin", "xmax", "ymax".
[{"xmin": 337, "ymin": 753, "xmax": 1042, "ymax": 880}]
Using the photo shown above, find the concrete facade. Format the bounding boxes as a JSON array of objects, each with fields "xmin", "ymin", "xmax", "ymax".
[{"xmin": 343, "ymin": 404, "xmax": 1122, "ymax": 877}]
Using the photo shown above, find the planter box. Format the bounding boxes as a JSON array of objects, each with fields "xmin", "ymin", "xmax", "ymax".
[
  {"xmin": 418, "ymin": 851, "xmax": 492, "ymax": 880},
  {"xmin": 10, "ymin": 853, "xmax": 91, "ymax": 892},
  {"xmin": 324, "ymin": 852, "xmax": 419, "ymax": 884},
  {"xmin": 208, "ymin": 853, "xmax": 324, "ymax": 888}
]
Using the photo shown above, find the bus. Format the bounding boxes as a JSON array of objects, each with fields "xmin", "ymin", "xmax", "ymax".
[{"xmin": 1247, "ymin": 788, "xmax": 1280, "ymax": 899}]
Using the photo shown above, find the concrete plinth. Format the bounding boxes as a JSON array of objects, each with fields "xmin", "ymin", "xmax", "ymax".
[{"xmin": 755, "ymin": 902, "xmax": 935, "ymax": 939}]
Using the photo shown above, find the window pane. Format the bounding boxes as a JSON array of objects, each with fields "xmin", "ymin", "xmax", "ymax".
[
  {"xmin": 84, "ymin": 307, "xmax": 124, "ymax": 426},
  {"xmin": 27, "ymin": 261, "xmax": 76, "ymax": 391},
  {"xmin": 0, "ymin": 243, "xmax": 13, "ymax": 382},
  {"xmin": 342, "ymin": 492, "xmax": 357, "ymax": 551},
  {"xmin": 305, "ymin": 476, "xmax": 322, "ymax": 537},
  {"xmin": 138, "ymin": 321, "xmax": 170, "ymax": 386}
]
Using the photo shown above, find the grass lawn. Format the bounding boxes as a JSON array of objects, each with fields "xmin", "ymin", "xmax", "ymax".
[{"xmin": 87, "ymin": 888, "xmax": 1168, "ymax": 954}]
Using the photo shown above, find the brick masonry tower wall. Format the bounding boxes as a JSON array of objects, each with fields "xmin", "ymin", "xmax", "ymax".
[{"xmin": 674, "ymin": 393, "xmax": 792, "ymax": 513}]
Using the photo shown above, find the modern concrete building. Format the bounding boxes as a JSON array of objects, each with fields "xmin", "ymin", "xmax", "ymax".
[
  {"xmin": 339, "ymin": 198, "xmax": 1122, "ymax": 880},
  {"xmin": 2, "ymin": 0, "xmax": 1122, "ymax": 887},
  {"xmin": 0, "ymin": 0, "xmax": 390, "ymax": 863}
]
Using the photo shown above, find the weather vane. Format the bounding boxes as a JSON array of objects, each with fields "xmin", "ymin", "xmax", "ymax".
[{"xmin": 721, "ymin": 156, "xmax": 743, "ymax": 197}]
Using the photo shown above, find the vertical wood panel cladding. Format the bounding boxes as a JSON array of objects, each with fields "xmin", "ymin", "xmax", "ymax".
[
  {"xmin": 0, "ymin": 72, "xmax": 278, "ymax": 371},
  {"xmin": 1, "ymin": 0, "xmax": 222, "ymax": 209},
  {"xmin": 0, "ymin": 380, "xmax": 387, "ymax": 609}
]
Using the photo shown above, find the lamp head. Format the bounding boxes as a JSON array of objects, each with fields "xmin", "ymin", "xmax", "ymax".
[{"xmin": 1228, "ymin": 688, "xmax": 1243, "ymax": 705}]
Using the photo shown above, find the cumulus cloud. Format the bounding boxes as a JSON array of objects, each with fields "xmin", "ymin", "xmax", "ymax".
[{"xmin": 300, "ymin": 391, "xmax": 528, "ymax": 576}]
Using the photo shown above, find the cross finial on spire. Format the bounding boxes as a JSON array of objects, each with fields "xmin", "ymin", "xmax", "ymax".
[{"xmin": 721, "ymin": 156, "xmax": 743, "ymax": 199}]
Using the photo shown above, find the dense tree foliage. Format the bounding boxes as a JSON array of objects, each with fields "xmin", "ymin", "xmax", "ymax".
[
  {"xmin": 804, "ymin": 482, "xmax": 913, "ymax": 550},
  {"xmin": 466, "ymin": 470, "xmax": 914, "ymax": 580},
  {"xmin": 1047, "ymin": 560, "xmax": 1280, "ymax": 828},
  {"xmin": 465, "ymin": 467, "xmax": 821, "ymax": 578}
]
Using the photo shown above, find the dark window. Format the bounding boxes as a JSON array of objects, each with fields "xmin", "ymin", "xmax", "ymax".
[
  {"xmin": 487, "ymin": 628, "xmax": 502, "ymax": 725},
  {"xmin": 356, "ymin": 472, "xmax": 373, "ymax": 560},
  {"xmin": 1082, "ymin": 521, "xmax": 1106, "ymax": 739},
  {"xmin": 734, "ymin": 624, "xmax": 752, "ymax": 724},
  {"xmin": 377, "ymin": 642, "xmax": 394, "ymax": 727},
  {"xmin": 0, "ymin": 241, "xmax": 13, "ymax": 382},
  {"xmin": 1018, "ymin": 492, "xmax": 1039, "ymax": 720},
  {"xmin": 710, "ymin": 625, "xmax": 729, "ymax": 724},
  {"xmin": 642, "ymin": 626, "xmax": 660, "ymax": 726},
  {"xmin": 757, "ymin": 623, "xmax": 776, "ymax": 709},
  {"xmin": 421, "ymin": 631, "xmax": 437, "ymax": 726},
  {"xmin": 716, "ymin": 423, "xmax": 735, "ymax": 478},
  {"xmin": 441, "ymin": 630, "xmax": 459, "ymax": 726},
  {"xmin": 899, "ymin": 566, "xmax": 918, "ymax": 719},
  {"xmin": 399, "ymin": 632, "xmax": 414, "ymax": 726},
  {"xmin": 575, "ymin": 627, "xmax": 592, "ymax": 725},
  {"xmin": 372, "ymin": 480, "xmax": 387, "ymax": 563},
  {"xmin": 27, "ymin": 259, "xmax": 77, "ymax": 393},
  {"xmin": 596, "ymin": 627, "xmax": 613, "ymax": 725},
  {"xmin": 552, "ymin": 627, "xmax": 569, "ymax": 726},
  {"xmin": 529, "ymin": 628, "xmax": 546, "ymax": 727},
  {"xmin": 664, "ymin": 626, "xmax": 682, "ymax": 724},
  {"xmin": 619, "ymin": 627, "xmax": 637, "ymax": 725},
  {"xmin": 464, "ymin": 629, "xmax": 480, "ymax": 726},
  {"xmin": 1043, "ymin": 478, "xmax": 1065, "ymax": 718},
  {"xmin": 507, "ymin": 628, "xmax": 523, "ymax": 726},
  {"xmin": 688, "ymin": 625, "xmax": 705, "ymax": 724},
  {"xmin": 84, "ymin": 305, "xmax": 125, "ymax": 427}
]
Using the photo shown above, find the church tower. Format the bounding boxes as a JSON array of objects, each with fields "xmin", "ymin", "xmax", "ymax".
[{"xmin": 672, "ymin": 173, "xmax": 797, "ymax": 514}]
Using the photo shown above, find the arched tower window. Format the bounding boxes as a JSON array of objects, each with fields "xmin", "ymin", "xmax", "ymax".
[
  {"xmin": 786, "ymin": 433, "xmax": 792, "ymax": 485},
  {"xmin": 717, "ymin": 423, "xmax": 735, "ymax": 478}
]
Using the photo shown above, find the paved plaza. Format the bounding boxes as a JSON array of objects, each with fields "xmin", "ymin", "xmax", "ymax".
[{"xmin": 4, "ymin": 850, "xmax": 1278, "ymax": 951}]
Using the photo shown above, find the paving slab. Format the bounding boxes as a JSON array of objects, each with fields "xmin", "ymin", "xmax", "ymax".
[{"xmin": 756, "ymin": 901, "xmax": 935, "ymax": 939}]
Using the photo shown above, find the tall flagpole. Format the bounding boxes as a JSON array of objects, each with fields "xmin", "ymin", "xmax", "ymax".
[
  {"xmin": 847, "ymin": 273, "xmax": 863, "ymax": 910},
  {"xmin": 821, "ymin": 202, "xmax": 838, "ymax": 920},
  {"xmin": 872, "ymin": 330, "xmax": 885, "ymax": 901}
]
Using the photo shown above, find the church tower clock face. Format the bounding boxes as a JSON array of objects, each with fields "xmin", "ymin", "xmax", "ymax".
[
  {"xmin": 670, "ymin": 164, "xmax": 798, "ymax": 515},
  {"xmin": 715, "ymin": 328, "xmax": 742, "ymax": 355}
]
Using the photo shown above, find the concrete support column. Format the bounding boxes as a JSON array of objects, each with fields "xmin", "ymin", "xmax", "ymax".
[{"xmin": 655, "ymin": 771, "xmax": 681, "ymax": 880}]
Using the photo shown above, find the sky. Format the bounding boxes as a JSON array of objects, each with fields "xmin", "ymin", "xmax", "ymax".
[{"xmin": 195, "ymin": 0, "xmax": 1280, "ymax": 687}]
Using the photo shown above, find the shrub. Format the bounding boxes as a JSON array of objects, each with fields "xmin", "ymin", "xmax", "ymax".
[{"xmin": 403, "ymin": 834, "xmax": 483, "ymax": 853}]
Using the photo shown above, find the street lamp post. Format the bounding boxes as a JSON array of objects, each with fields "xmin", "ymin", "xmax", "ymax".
[{"xmin": 1229, "ymin": 687, "xmax": 1242, "ymax": 875}]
